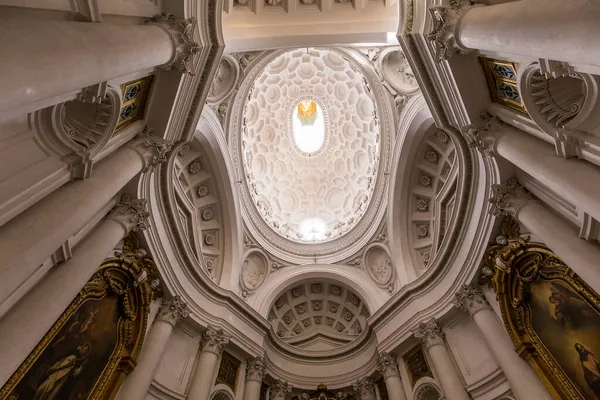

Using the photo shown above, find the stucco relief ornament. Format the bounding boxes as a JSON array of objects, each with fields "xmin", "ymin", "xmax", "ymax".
[
  {"xmin": 234, "ymin": 0, "xmax": 249, "ymax": 5},
  {"xmin": 488, "ymin": 178, "xmax": 535, "ymax": 218},
  {"xmin": 265, "ymin": 0, "xmax": 282, "ymax": 5},
  {"xmin": 241, "ymin": 259, "xmax": 265, "ymax": 290},
  {"xmin": 109, "ymin": 194, "xmax": 151, "ymax": 232},
  {"xmin": 137, "ymin": 127, "xmax": 174, "ymax": 172},
  {"xmin": 147, "ymin": 14, "xmax": 201, "ymax": 75},
  {"xmin": 157, "ymin": 295, "xmax": 189, "ymax": 326},
  {"xmin": 372, "ymin": 259, "xmax": 393, "ymax": 285},
  {"xmin": 453, "ymin": 284, "xmax": 491, "ymax": 316},
  {"xmin": 376, "ymin": 352, "xmax": 399, "ymax": 378},
  {"xmin": 461, "ymin": 113, "xmax": 501, "ymax": 157},
  {"xmin": 414, "ymin": 319, "xmax": 445, "ymax": 349},
  {"xmin": 246, "ymin": 357, "xmax": 266, "ymax": 382},
  {"xmin": 427, "ymin": 5, "xmax": 464, "ymax": 63},
  {"xmin": 201, "ymin": 326, "xmax": 230, "ymax": 355}
]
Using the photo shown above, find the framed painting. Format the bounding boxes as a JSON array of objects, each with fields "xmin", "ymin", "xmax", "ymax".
[
  {"xmin": 485, "ymin": 217, "xmax": 600, "ymax": 400},
  {"xmin": 0, "ymin": 236, "xmax": 159, "ymax": 400}
]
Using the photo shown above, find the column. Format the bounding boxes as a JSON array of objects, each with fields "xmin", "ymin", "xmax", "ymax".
[
  {"xmin": 488, "ymin": 178, "xmax": 600, "ymax": 293},
  {"xmin": 0, "ymin": 195, "xmax": 151, "ymax": 386},
  {"xmin": 453, "ymin": 285, "xmax": 552, "ymax": 400},
  {"xmin": 376, "ymin": 353, "xmax": 407, "ymax": 400},
  {"xmin": 270, "ymin": 379, "xmax": 292, "ymax": 400},
  {"xmin": 243, "ymin": 357, "xmax": 265, "ymax": 400},
  {"xmin": 353, "ymin": 377, "xmax": 376, "ymax": 400},
  {"xmin": 188, "ymin": 326, "xmax": 231, "ymax": 400},
  {"xmin": 414, "ymin": 320, "xmax": 469, "ymax": 400},
  {"xmin": 116, "ymin": 296, "xmax": 189, "ymax": 400},
  {"xmin": 465, "ymin": 115, "xmax": 600, "ymax": 226},
  {"xmin": 0, "ymin": 14, "xmax": 199, "ymax": 114},
  {"xmin": 427, "ymin": 0, "xmax": 600, "ymax": 68},
  {"xmin": 0, "ymin": 128, "xmax": 172, "ymax": 312}
]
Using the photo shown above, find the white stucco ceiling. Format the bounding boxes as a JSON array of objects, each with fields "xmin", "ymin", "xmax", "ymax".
[{"xmin": 241, "ymin": 48, "xmax": 381, "ymax": 244}]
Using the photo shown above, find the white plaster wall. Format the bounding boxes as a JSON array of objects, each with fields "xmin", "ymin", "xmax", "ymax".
[
  {"xmin": 153, "ymin": 324, "xmax": 201, "ymax": 396},
  {"xmin": 0, "ymin": 114, "xmax": 70, "ymax": 228},
  {"xmin": 444, "ymin": 315, "xmax": 498, "ymax": 387}
]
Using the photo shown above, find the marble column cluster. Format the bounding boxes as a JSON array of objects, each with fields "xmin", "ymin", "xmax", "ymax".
[
  {"xmin": 464, "ymin": 115, "xmax": 600, "ymax": 294},
  {"xmin": 413, "ymin": 320, "xmax": 469, "ymax": 400},
  {"xmin": 116, "ymin": 296, "xmax": 189, "ymax": 400},
  {"xmin": 427, "ymin": 0, "xmax": 600, "ymax": 69},
  {"xmin": 188, "ymin": 326, "xmax": 231, "ymax": 400},
  {"xmin": 0, "ymin": 14, "xmax": 199, "ymax": 115},
  {"xmin": 376, "ymin": 353, "xmax": 407, "ymax": 400},
  {"xmin": 244, "ymin": 357, "xmax": 266, "ymax": 400},
  {"xmin": 453, "ymin": 285, "xmax": 552, "ymax": 400}
]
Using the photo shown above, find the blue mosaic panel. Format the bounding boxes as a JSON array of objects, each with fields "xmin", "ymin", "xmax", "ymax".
[
  {"xmin": 491, "ymin": 63, "xmax": 516, "ymax": 80},
  {"xmin": 497, "ymin": 81, "xmax": 521, "ymax": 103},
  {"xmin": 119, "ymin": 102, "xmax": 138, "ymax": 122},
  {"xmin": 123, "ymin": 83, "xmax": 142, "ymax": 102}
]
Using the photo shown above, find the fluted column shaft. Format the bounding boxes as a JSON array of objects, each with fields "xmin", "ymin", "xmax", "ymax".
[
  {"xmin": 488, "ymin": 179, "xmax": 600, "ymax": 293},
  {"xmin": 243, "ymin": 357, "xmax": 265, "ymax": 400},
  {"xmin": 188, "ymin": 326, "xmax": 231, "ymax": 400},
  {"xmin": 116, "ymin": 297, "xmax": 189, "ymax": 400},
  {"xmin": 0, "ymin": 129, "xmax": 172, "ymax": 315},
  {"xmin": 0, "ymin": 195, "xmax": 150, "ymax": 386},
  {"xmin": 456, "ymin": 0, "xmax": 600, "ymax": 69},
  {"xmin": 414, "ymin": 321, "xmax": 469, "ymax": 400},
  {"xmin": 454, "ymin": 286, "xmax": 552, "ymax": 400},
  {"xmin": 0, "ymin": 18, "xmax": 174, "ymax": 114},
  {"xmin": 376, "ymin": 353, "xmax": 407, "ymax": 400}
]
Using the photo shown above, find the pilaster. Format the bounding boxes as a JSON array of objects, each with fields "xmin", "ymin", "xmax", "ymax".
[
  {"xmin": 246, "ymin": 356, "xmax": 266, "ymax": 382},
  {"xmin": 156, "ymin": 295, "xmax": 189, "ymax": 327},
  {"xmin": 147, "ymin": 14, "xmax": 201, "ymax": 75},
  {"xmin": 376, "ymin": 352, "xmax": 400, "ymax": 379},
  {"xmin": 107, "ymin": 194, "xmax": 151, "ymax": 233},
  {"xmin": 461, "ymin": 113, "xmax": 502, "ymax": 157},
  {"xmin": 452, "ymin": 285, "xmax": 491, "ymax": 317},
  {"xmin": 353, "ymin": 377, "xmax": 375, "ymax": 400},
  {"xmin": 200, "ymin": 325, "xmax": 230, "ymax": 355},
  {"xmin": 413, "ymin": 320, "xmax": 445, "ymax": 350},
  {"xmin": 488, "ymin": 178, "xmax": 536, "ymax": 218},
  {"xmin": 271, "ymin": 379, "xmax": 292, "ymax": 399}
]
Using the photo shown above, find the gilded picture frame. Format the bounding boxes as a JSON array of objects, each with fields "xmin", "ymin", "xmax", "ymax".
[
  {"xmin": 0, "ymin": 238, "xmax": 158, "ymax": 400},
  {"xmin": 485, "ymin": 218, "xmax": 600, "ymax": 400}
]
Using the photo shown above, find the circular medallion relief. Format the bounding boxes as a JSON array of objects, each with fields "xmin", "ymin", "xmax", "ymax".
[{"xmin": 240, "ymin": 48, "xmax": 381, "ymax": 244}]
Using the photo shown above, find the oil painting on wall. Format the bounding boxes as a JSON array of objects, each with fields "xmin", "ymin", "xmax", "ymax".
[
  {"xmin": 529, "ymin": 280, "xmax": 600, "ymax": 400},
  {"xmin": 5, "ymin": 295, "xmax": 120, "ymax": 400}
]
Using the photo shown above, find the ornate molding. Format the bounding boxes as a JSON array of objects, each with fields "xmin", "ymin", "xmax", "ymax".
[
  {"xmin": 414, "ymin": 320, "xmax": 444, "ymax": 350},
  {"xmin": 108, "ymin": 194, "xmax": 151, "ymax": 232},
  {"xmin": 147, "ymin": 14, "xmax": 201, "ymax": 76},
  {"xmin": 452, "ymin": 284, "xmax": 491, "ymax": 317},
  {"xmin": 352, "ymin": 377, "xmax": 375, "ymax": 400},
  {"xmin": 156, "ymin": 295, "xmax": 189, "ymax": 326},
  {"xmin": 461, "ymin": 113, "xmax": 502, "ymax": 157},
  {"xmin": 246, "ymin": 356, "xmax": 265, "ymax": 382},
  {"xmin": 201, "ymin": 325, "xmax": 230, "ymax": 355},
  {"xmin": 376, "ymin": 352, "xmax": 399, "ymax": 379},
  {"xmin": 488, "ymin": 178, "xmax": 536, "ymax": 218}
]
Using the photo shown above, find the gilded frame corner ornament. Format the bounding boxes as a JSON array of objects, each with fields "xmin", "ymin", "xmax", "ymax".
[
  {"xmin": 485, "ymin": 217, "xmax": 600, "ymax": 400},
  {"xmin": 0, "ymin": 235, "xmax": 159, "ymax": 400}
]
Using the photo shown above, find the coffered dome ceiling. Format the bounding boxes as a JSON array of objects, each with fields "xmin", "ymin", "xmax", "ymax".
[
  {"xmin": 231, "ymin": 48, "xmax": 393, "ymax": 263},
  {"xmin": 242, "ymin": 48, "xmax": 380, "ymax": 244}
]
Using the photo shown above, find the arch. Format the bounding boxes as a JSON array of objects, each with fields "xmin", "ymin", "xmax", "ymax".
[
  {"xmin": 412, "ymin": 377, "xmax": 442, "ymax": 400},
  {"xmin": 195, "ymin": 106, "xmax": 244, "ymax": 291},
  {"xmin": 387, "ymin": 94, "xmax": 434, "ymax": 285},
  {"xmin": 210, "ymin": 384, "xmax": 235, "ymax": 400},
  {"xmin": 251, "ymin": 264, "xmax": 387, "ymax": 317}
]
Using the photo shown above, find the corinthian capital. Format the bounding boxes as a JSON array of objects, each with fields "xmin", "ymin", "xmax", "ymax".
[
  {"xmin": 201, "ymin": 326, "xmax": 230, "ymax": 355},
  {"xmin": 453, "ymin": 285, "xmax": 491, "ymax": 317},
  {"xmin": 414, "ymin": 320, "xmax": 444, "ymax": 349},
  {"xmin": 246, "ymin": 356, "xmax": 266, "ymax": 382},
  {"xmin": 376, "ymin": 352, "xmax": 399, "ymax": 379},
  {"xmin": 157, "ymin": 295, "xmax": 189, "ymax": 326},
  {"xmin": 427, "ymin": 5, "xmax": 469, "ymax": 62},
  {"xmin": 133, "ymin": 126, "xmax": 174, "ymax": 172},
  {"xmin": 461, "ymin": 113, "xmax": 502, "ymax": 157},
  {"xmin": 147, "ymin": 14, "xmax": 201, "ymax": 75},
  {"xmin": 271, "ymin": 379, "xmax": 292, "ymax": 399},
  {"xmin": 489, "ymin": 178, "xmax": 536, "ymax": 218},
  {"xmin": 108, "ymin": 194, "xmax": 150, "ymax": 232},
  {"xmin": 352, "ymin": 377, "xmax": 375, "ymax": 400}
]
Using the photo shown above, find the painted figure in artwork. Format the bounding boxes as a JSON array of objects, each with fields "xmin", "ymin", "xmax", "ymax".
[
  {"xmin": 549, "ymin": 282, "xmax": 596, "ymax": 331},
  {"xmin": 575, "ymin": 343, "xmax": 600, "ymax": 399},
  {"xmin": 32, "ymin": 343, "xmax": 90, "ymax": 400}
]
